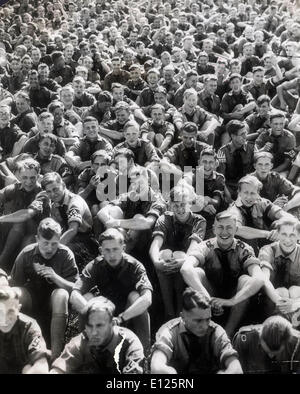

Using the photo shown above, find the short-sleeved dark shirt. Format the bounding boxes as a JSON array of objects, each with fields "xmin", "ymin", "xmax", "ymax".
[
  {"xmin": 153, "ymin": 317, "xmax": 238, "ymax": 374},
  {"xmin": 153, "ymin": 211, "xmax": 206, "ymax": 251},
  {"xmin": 110, "ymin": 190, "xmax": 167, "ymax": 220},
  {"xmin": 22, "ymin": 133, "xmax": 66, "ymax": 157},
  {"xmin": 189, "ymin": 237, "xmax": 259, "ymax": 296},
  {"xmin": 259, "ymin": 242, "xmax": 300, "ymax": 289},
  {"xmin": 0, "ymin": 313, "xmax": 48, "ymax": 374},
  {"xmin": 69, "ymin": 136, "xmax": 113, "ymax": 162},
  {"xmin": 52, "ymin": 326, "xmax": 144, "ymax": 374},
  {"xmin": 29, "ymin": 189, "xmax": 93, "ymax": 233},
  {"xmin": 113, "ymin": 139, "xmax": 160, "ymax": 166},
  {"xmin": 164, "ymin": 141, "xmax": 210, "ymax": 170},
  {"xmin": 11, "ymin": 243, "xmax": 79, "ymax": 295},
  {"xmin": 220, "ymin": 90, "xmax": 254, "ymax": 123},
  {"xmin": 0, "ymin": 183, "xmax": 42, "ymax": 214},
  {"xmin": 251, "ymin": 171, "xmax": 300, "ymax": 202},
  {"xmin": 73, "ymin": 253, "xmax": 153, "ymax": 313},
  {"xmin": 217, "ymin": 142, "xmax": 256, "ymax": 184},
  {"xmin": 255, "ymin": 129, "xmax": 296, "ymax": 168},
  {"xmin": 0, "ymin": 123, "xmax": 25, "ymax": 157}
]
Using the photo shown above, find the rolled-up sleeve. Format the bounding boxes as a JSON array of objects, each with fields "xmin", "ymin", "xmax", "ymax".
[{"xmin": 213, "ymin": 325, "xmax": 239, "ymax": 368}]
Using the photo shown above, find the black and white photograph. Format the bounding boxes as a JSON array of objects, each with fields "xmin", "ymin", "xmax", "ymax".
[{"xmin": 0, "ymin": 0, "xmax": 300, "ymax": 378}]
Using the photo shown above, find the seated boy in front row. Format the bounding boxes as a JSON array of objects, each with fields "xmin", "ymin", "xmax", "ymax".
[{"xmin": 0, "ymin": 286, "xmax": 49, "ymax": 374}]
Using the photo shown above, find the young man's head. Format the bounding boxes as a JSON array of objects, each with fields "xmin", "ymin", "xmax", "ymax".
[
  {"xmin": 83, "ymin": 116, "xmax": 100, "ymax": 141},
  {"xmin": 99, "ymin": 228, "xmax": 125, "ymax": 267},
  {"xmin": 59, "ymin": 86, "xmax": 75, "ymax": 108},
  {"xmin": 38, "ymin": 112, "xmax": 54, "ymax": 135},
  {"xmin": 257, "ymin": 95, "xmax": 271, "ymax": 117},
  {"xmin": 229, "ymin": 59, "xmax": 241, "ymax": 75},
  {"xmin": 36, "ymin": 218, "xmax": 62, "ymax": 260},
  {"xmin": 91, "ymin": 150, "xmax": 110, "ymax": 174},
  {"xmin": 252, "ymin": 66, "xmax": 264, "ymax": 86},
  {"xmin": 14, "ymin": 159, "xmax": 40, "ymax": 192},
  {"xmin": 83, "ymin": 296, "xmax": 115, "ymax": 347},
  {"xmin": 150, "ymin": 104, "xmax": 165, "ymax": 125},
  {"xmin": 169, "ymin": 186, "xmax": 192, "ymax": 222},
  {"xmin": 114, "ymin": 148, "xmax": 135, "ymax": 174},
  {"xmin": 38, "ymin": 63, "xmax": 50, "ymax": 82},
  {"xmin": 227, "ymin": 120, "xmax": 247, "ymax": 148},
  {"xmin": 123, "ymin": 120, "xmax": 140, "ymax": 147},
  {"xmin": 180, "ymin": 287, "xmax": 212, "ymax": 338},
  {"xmin": 253, "ymin": 152, "xmax": 273, "ymax": 180},
  {"xmin": 197, "ymin": 52, "xmax": 209, "ymax": 68},
  {"xmin": 213, "ymin": 211, "xmax": 237, "ymax": 249},
  {"xmin": 72, "ymin": 76, "xmax": 86, "ymax": 97},
  {"xmin": 129, "ymin": 65, "xmax": 141, "ymax": 82},
  {"xmin": 111, "ymin": 56, "xmax": 122, "ymax": 73},
  {"xmin": 154, "ymin": 87, "xmax": 167, "ymax": 106},
  {"xmin": 260, "ymin": 316, "xmax": 293, "ymax": 359},
  {"xmin": 0, "ymin": 105, "xmax": 11, "ymax": 128},
  {"xmin": 38, "ymin": 134, "xmax": 57, "ymax": 159},
  {"xmin": 228, "ymin": 73, "xmax": 242, "ymax": 93},
  {"xmin": 180, "ymin": 122, "xmax": 198, "ymax": 148},
  {"xmin": 275, "ymin": 218, "xmax": 300, "ymax": 254},
  {"xmin": 96, "ymin": 91, "xmax": 113, "ymax": 112},
  {"xmin": 48, "ymin": 100, "xmax": 65, "ymax": 125},
  {"xmin": 238, "ymin": 175, "xmax": 262, "ymax": 207},
  {"xmin": 270, "ymin": 113, "xmax": 285, "ymax": 137},
  {"xmin": 41, "ymin": 172, "xmax": 66, "ymax": 204},
  {"xmin": 0, "ymin": 287, "xmax": 21, "ymax": 333},
  {"xmin": 185, "ymin": 70, "xmax": 198, "ymax": 89},
  {"xmin": 111, "ymin": 83, "xmax": 125, "ymax": 103},
  {"xmin": 199, "ymin": 148, "xmax": 218, "ymax": 178},
  {"xmin": 14, "ymin": 92, "xmax": 31, "ymax": 114},
  {"xmin": 203, "ymin": 74, "xmax": 218, "ymax": 95},
  {"xmin": 183, "ymin": 88, "xmax": 198, "ymax": 110},
  {"xmin": 146, "ymin": 69, "xmax": 160, "ymax": 89},
  {"xmin": 243, "ymin": 42, "xmax": 254, "ymax": 58}
]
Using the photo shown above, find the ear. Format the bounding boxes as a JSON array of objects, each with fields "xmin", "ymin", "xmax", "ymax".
[
  {"xmin": 122, "ymin": 243, "xmax": 126, "ymax": 252},
  {"xmin": 35, "ymin": 235, "xmax": 38, "ymax": 242},
  {"xmin": 215, "ymin": 159, "xmax": 219, "ymax": 168},
  {"xmin": 99, "ymin": 246, "xmax": 102, "ymax": 255}
]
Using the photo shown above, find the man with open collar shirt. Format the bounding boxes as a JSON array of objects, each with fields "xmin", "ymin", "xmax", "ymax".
[
  {"xmin": 70, "ymin": 229, "xmax": 153, "ymax": 355},
  {"xmin": 255, "ymin": 112, "xmax": 296, "ymax": 175},
  {"xmin": 181, "ymin": 211, "xmax": 264, "ymax": 337},
  {"xmin": 217, "ymin": 120, "xmax": 257, "ymax": 201}
]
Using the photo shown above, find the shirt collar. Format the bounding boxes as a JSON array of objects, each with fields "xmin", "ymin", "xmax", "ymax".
[
  {"xmin": 125, "ymin": 139, "xmax": 142, "ymax": 148},
  {"xmin": 213, "ymin": 237, "xmax": 238, "ymax": 251},
  {"xmin": 274, "ymin": 243, "xmax": 299, "ymax": 261},
  {"xmin": 53, "ymin": 190, "xmax": 70, "ymax": 207},
  {"xmin": 228, "ymin": 142, "xmax": 247, "ymax": 152}
]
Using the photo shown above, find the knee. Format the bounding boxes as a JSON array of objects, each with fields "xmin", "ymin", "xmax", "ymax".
[
  {"xmin": 133, "ymin": 214, "xmax": 145, "ymax": 220},
  {"xmin": 276, "ymin": 287, "xmax": 289, "ymax": 298},
  {"xmin": 289, "ymin": 286, "xmax": 300, "ymax": 298},
  {"xmin": 51, "ymin": 288, "xmax": 69, "ymax": 310}
]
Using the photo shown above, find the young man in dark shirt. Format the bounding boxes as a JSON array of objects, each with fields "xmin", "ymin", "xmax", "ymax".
[
  {"xmin": 0, "ymin": 286, "xmax": 49, "ymax": 374},
  {"xmin": 70, "ymin": 228, "xmax": 153, "ymax": 353},
  {"xmin": 11, "ymin": 218, "xmax": 79, "ymax": 360}
]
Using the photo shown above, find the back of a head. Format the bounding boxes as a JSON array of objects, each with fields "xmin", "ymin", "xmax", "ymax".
[
  {"xmin": 261, "ymin": 316, "xmax": 292, "ymax": 351},
  {"xmin": 182, "ymin": 287, "xmax": 211, "ymax": 311}
]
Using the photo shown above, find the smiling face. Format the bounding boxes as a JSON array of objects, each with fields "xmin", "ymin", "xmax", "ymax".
[
  {"xmin": 214, "ymin": 217, "xmax": 237, "ymax": 249},
  {"xmin": 124, "ymin": 126, "xmax": 140, "ymax": 146},
  {"xmin": 231, "ymin": 127, "xmax": 247, "ymax": 148},
  {"xmin": 239, "ymin": 182, "xmax": 260, "ymax": 207},
  {"xmin": 181, "ymin": 129, "xmax": 197, "ymax": 148},
  {"xmin": 84, "ymin": 120, "xmax": 99, "ymax": 141},
  {"xmin": 199, "ymin": 154, "xmax": 217, "ymax": 178},
  {"xmin": 184, "ymin": 92, "xmax": 197, "ymax": 111},
  {"xmin": 171, "ymin": 197, "xmax": 191, "ymax": 222},
  {"xmin": 18, "ymin": 168, "xmax": 39, "ymax": 192},
  {"xmin": 16, "ymin": 96, "xmax": 30, "ymax": 114},
  {"xmin": 278, "ymin": 224, "xmax": 300, "ymax": 254},
  {"xmin": 271, "ymin": 117, "xmax": 285, "ymax": 136},
  {"xmin": 44, "ymin": 180, "xmax": 65, "ymax": 204},
  {"xmin": 38, "ymin": 137, "xmax": 56, "ymax": 158}
]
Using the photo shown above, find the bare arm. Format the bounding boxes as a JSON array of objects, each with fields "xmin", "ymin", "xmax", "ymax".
[
  {"xmin": 120, "ymin": 289, "xmax": 152, "ymax": 322},
  {"xmin": 0, "ymin": 208, "xmax": 36, "ymax": 223},
  {"xmin": 60, "ymin": 222, "xmax": 80, "ymax": 245},
  {"xmin": 151, "ymin": 350, "xmax": 177, "ymax": 374}
]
